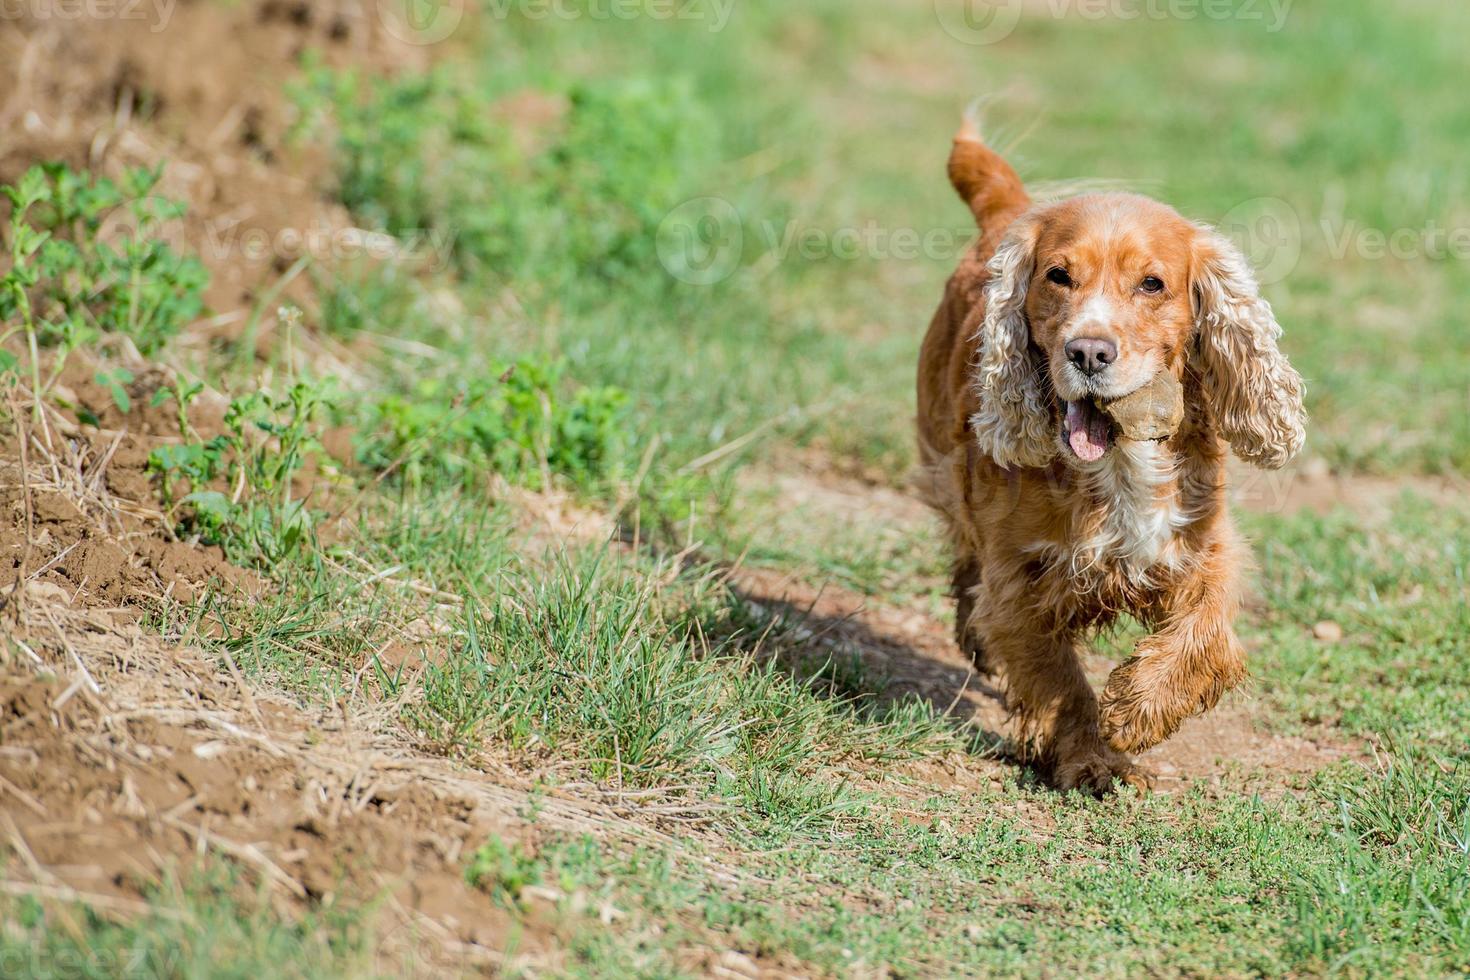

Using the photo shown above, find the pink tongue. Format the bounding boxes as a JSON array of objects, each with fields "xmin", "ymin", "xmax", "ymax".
[{"xmin": 1066, "ymin": 400, "xmax": 1111, "ymax": 462}]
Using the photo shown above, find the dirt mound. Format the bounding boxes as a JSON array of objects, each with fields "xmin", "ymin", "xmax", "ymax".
[
  {"xmin": 0, "ymin": 632, "xmax": 527, "ymax": 968},
  {"xmin": 0, "ymin": 592, "xmax": 752, "ymax": 971},
  {"xmin": 0, "ymin": 357, "xmax": 263, "ymax": 612},
  {"xmin": 0, "ymin": 9, "xmax": 657, "ymax": 966},
  {"xmin": 0, "ymin": 1, "xmax": 433, "ymax": 339}
]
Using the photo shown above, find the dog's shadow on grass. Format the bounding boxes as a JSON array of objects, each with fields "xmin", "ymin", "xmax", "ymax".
[{"xmin": 713, "ymin": 579, "xmax": 1016, "ymax": 762}]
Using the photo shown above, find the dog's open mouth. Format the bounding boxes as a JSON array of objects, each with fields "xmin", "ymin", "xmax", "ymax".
[{"xmin": 1063, "ymin": 399, "xmax": 1113, "ymax": 462}]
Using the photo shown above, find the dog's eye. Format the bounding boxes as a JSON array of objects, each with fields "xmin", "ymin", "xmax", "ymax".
[
  {"xmin": 1046, "ymin": 267, "xmax": 1073, "ymax": 287},
  {"xmin": 1139, "ymin": 276, "xmax": 1165, "ymax": 294}
]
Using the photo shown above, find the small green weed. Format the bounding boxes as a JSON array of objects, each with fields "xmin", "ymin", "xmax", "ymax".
[
  {"xmin": 0, "ymin": 163, "xmax": 206, "ymax": 382},
  {"xmin": 464, "ymin": 834, "xmax": 611, "ymax": 919},
  {"xmin": 464, "ymin": 836, "xmax": 543, "ymax": 907},
  {"xmin": 149, "ymin": 379, "xmax": 334, "ymax": 567},
  {"xmin": 357, "ymin": 357, "xmax": 626, "ymax": 492}
]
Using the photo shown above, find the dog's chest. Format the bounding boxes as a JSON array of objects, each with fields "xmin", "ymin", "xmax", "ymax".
[{"xmin": 1027, "ymin": 443, "xmax": 1191, "ymax": 590}]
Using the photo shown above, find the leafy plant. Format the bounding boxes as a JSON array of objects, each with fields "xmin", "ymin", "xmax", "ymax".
[
  {"xmin": 357, "ymin": 357, "xmax": 626, "ymax": 492},
  {"xmin": 464, "ymin": 836, "xmax": 544, "ymax": 908},
  {"xmin": 293, "ymin": 65, "xmax": 717, "ymax": 286},
  {"xmin": 151, "ymin": 377, "xmax": 207, "ymax": 440},
  {"xmin": 290, "ymin": 64, "xmax": 519, "ymax": 276},
  {"xmin": 0, "ymin": 163, "xmax": 208, "ymax": 385},
  {"xmin": 544, "ymin": 79, "xmax": 715, "ymax": 281},
  {"xmin": 149, "ymin": 379, "xmax": 333, "ymax": 567},
  {"xmin": 93, "ymin": 367, "xmax": 135, "ymax": 414}
]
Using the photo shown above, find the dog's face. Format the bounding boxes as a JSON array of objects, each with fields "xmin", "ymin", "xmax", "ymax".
[
  {"xmin": 971, "ymin": 192, "xmax": 1306, "ymax": 471},
  {"xmin": 1025, "ymin": 196, "xmax": 1198, "ymax": 462}
]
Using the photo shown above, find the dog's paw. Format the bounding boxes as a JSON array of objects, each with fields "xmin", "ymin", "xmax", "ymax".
[
  {"xmin": 1099, "ymin": 651, "xmax": 1245, "ymax": 754},
  {"xmin": 1098, "ymin": 656, "xmax": 1182, "ymax": 754},
  {"xmin": 1051, "ymin": 738, "xmax": 1153, "ymax": 796},
  {"xmin": 957, "ymin": 630, "xmax": 996, "ymax": 677}
]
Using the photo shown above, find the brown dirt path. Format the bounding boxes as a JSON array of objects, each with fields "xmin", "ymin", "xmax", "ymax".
[
  {"xmin": 729, "ymin": 454, "xmax": 1380, "ymax": 795},
  {"xmin": 729, "ymin": 563, "xmax": 1347, "ymax": 797}
]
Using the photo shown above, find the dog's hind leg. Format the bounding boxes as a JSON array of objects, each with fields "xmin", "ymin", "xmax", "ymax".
[{"xmin": 951, "ymin": 557, "xmax": 994, "ymax": 676}]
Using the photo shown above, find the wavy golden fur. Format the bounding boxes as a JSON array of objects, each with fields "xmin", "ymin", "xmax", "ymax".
[{"xmin": 917, "ymin": 120, "xmax": 1306, "ymax": 792}]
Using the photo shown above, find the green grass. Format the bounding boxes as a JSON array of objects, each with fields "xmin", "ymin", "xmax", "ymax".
[
  {"xmin": 287, "ymin": 0, "xmax": 1470, "ymax": 490},
  {"xmin": 444, "ymin": 738, "xmax": 1468, "ymax": 977},
  {"xmin": 0, "ymin": 862, "xmax": 380, "ymax": 980},
  {"xmin": 276, "ymin": 0, "xmax": 1470, "ymax": 967},
  {"xmin": 1244, "ymin": 498, "xmax": 1470, "ymax": 749},
  {"xmin": 182, "ymin": 506, "xmax": 969, "ymax": 834}
]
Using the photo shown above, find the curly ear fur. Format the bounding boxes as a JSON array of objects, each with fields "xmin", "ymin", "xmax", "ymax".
[
  {"xmin": 971, "ymin": 217, "xmax": 1055, "ymax": 468},
  {"xmin": 1191, "ymin": 228, "xmax": 1307, "ymax": 469}
]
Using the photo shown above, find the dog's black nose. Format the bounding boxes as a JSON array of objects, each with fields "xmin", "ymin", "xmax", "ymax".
[{"xmin": 1065, "ymin": 337, "xmax": 1117, "ymax": 376}]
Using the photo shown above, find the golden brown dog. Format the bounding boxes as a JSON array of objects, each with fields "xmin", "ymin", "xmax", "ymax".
[{"xmin": 917, "ymin": 119, "xmax": 1306, "ymax": 792}]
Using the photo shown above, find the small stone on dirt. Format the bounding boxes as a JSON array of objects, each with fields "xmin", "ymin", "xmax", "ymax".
[
  {"xmin": 1312, "ymin": 620, "xmax": 1344, "ymax": 643},
  {"xmin": 713, "ymin": 951, "xmax": 761, "ymax": 978}
]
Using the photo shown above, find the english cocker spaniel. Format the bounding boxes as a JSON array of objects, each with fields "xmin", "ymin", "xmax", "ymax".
[{"xmin": 917, "ymin": 118, "xmax": 1305, "ymax": 792}]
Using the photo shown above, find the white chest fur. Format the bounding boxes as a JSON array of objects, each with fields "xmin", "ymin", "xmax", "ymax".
[{"xmin": 1031, "ymin": 441, "xmax": 1192, "ymax": 587}]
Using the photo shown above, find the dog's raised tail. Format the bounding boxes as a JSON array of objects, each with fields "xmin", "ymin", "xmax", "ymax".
[{"xmin": 949, "ymin": 109, "xmax": 1030, "ymax": 233}]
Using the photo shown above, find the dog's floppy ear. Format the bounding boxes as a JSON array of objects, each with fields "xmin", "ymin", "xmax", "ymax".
[
  {"xmin": 1190, "ymin": 227, "xmax": 1306, "ymax": 469},
  {"xmin": 971, "ymin": 214, "xmax": 1055, "ymax": 468}
]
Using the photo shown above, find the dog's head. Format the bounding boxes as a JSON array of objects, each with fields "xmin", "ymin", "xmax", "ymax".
[{"xmin": 971, "ymin": 193, "xmax": 1305, "ymax": 470}]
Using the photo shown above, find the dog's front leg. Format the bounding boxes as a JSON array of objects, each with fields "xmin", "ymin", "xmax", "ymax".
[{"xmin": 1098, "ymin": 562, "xmax": 1248, "ymax": 754}]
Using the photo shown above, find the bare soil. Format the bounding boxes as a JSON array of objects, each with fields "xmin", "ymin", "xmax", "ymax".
[
  {"xmin": 0, "ymin": 1, "xmax": 430, "ymax": 347},
  {"xmin": 0, "ymin": 373, "xmax": 256, "ymax": 611},
  {"xmin": 0, "ymin": 598, "xmax": 722, "ymax": 974}
]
